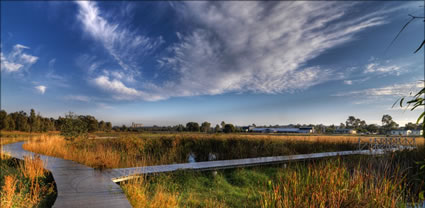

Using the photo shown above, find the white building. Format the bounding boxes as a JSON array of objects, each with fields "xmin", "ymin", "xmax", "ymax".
[
  {"xmin": 390, "ymin": 130, "xmax": 411, "ymax": 136},
  {"xmin": 410, "ymin": 130, "xmax": 423, "ymax": 136}
]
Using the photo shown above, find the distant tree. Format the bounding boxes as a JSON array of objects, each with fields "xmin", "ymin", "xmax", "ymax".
[
  {"xmin": 98, "ymin": 120, "xmax": 106, "ymax": 131},
  {"xmin": 223, "ymin": 124, "xmax": 236, "ymax": 133},
  {"xmin": 40, "ymin": 117, "xmax": 54, "ymax": 132},
  {"xmin": 121, "ymin": 125, "xmax": 128, "ymax": 132},
  {"xmin": 214, "ymin": 124, "xmax": 220, "ymax": 132},
  {"xmin": 60, "ymin": 112, "xmax": 88, "ymax": 139},
  {"xmin": 13, "ymin": 111, "xmax": 30, "ymax": 132},
  {"xmin": 186, "ymin": 122, "xmax": 200, "ymax": 132},
  {"xmin": 324, "ymin": 125, "xmax": 336, "ymax": 133},
  {"xmin": 176, "ymin": 124, "xmax": 185, "ymax": 132},
  {"xmin": 29, "ymin": 109, "xmax": 42, "ymax": 132},
  {"xmin": 200, "ymin": 121, "xmax": 211, "ymax": 133},
  {"xmin": 79, "ymin": 115, "xmax": 98, "ymax": 133},
  {"xmin": 105, "ymin": 122, "xmax": 112, "ymax": 132},
  {"xmin": 221, "ymin": 121, "xmax": 226, "ymax": 129},
  {"xmin": 0, "ymin": 110, "xmax": 7, "ymax": 130},
  {"xmin": 381, "ymin": 114, "xmax": 399, "ymax": 134},
  {"xmin": 366, "ymin": 124, "xmax": 379, "ymax": 134},
  {"xmin": 404, "ymin": 122, "xmax": 418, "ymax": 130},
  {"xmin": 55, "ymin": 116, "xmax": 66, "ymax": 131},
  {"xmin": 5, "ymin": 115, "xmax": 15, "ymax": 131}
]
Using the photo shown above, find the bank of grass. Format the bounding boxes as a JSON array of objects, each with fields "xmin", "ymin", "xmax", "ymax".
[
  {"xmin": 121, "ymin": 148, "xmax": 425, "ymax": 208},
  {"xmin": 21, "ymin": 133, "xmax": 370, "ymax": 169},
  {"xmin": 0, "ymin": 153, "xmax": 56, "ymax": 208}
]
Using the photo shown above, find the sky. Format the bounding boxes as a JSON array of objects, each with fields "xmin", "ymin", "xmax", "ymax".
[{"xmin": 1, "ymin": 1, "xmax": 424, "ymax": 127}]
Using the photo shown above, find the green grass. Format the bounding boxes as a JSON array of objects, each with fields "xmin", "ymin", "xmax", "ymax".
[{"xmin": 122, "ymin": 148, "xmax": 425, "ymax": 208}]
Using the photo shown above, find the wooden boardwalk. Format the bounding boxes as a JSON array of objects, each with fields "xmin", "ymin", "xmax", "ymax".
[
  {"xmin": 2, "ymin": 142, "xmax": 132, "ymax": 208},
  {"xmin": 107, "ymin": 149, "xmax": 387, "ymax": 183}
]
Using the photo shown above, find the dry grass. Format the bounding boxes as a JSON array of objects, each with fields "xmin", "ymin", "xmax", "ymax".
[
  {"xmin": 21, "ymin": 133, "xmax": 424, "ymax": 169},
  {"xmin": 0, "ymin": 153, "xmax": 55, "ymax": 208},
  {"xmin": 121, "ymin": 176, "xmax": 179, "ymax": 208},
  {"xmin": 23, "ymin": 135, "xmax": 124, "ymax": 169},
  {"xmin": 260, "ymin": 160, "xmax": 406, "ymax": 208}
]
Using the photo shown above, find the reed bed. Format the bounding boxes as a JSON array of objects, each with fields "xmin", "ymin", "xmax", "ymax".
[
  {"xmin": 0, "ymin": 153, "xmax": 56, "ymax": 208},
  {"xmin": 119, "ymin": 155, "xmax": 420, "ymax": 208},
  {"xmin": 260, "ymin": 160, "xmax": 405, "ymax": 208},
  {"xmin": 21, "ymin": 133, "xmax": 367, "ymax": 169}
]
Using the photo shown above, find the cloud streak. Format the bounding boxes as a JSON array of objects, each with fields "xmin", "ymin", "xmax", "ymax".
[
  {"xmin": 76, "ymin": 2, "xmax": 395, "ymax": 101},
  {"xmin": 1, "ymin": 44, "xmax": 38, "ymax": 72},
  {"xmin": 154, "ymin": 2, "xmax": 388, "ymax": 99},
  {"xmin": 75, "ymin": 1, "xmax": 164, "ymax": 75},
  {"xmin": 334, "ymin": 82, "xmax": 422, "ymax": 105}
]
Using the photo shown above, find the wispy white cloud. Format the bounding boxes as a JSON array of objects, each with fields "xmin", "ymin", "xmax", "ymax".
[
  {"xmin": 364, "ymin": 62, "xmax": 403, "ymax": 75},
  {"xmin": 35, "ymin": 85, "xmax": 47, "ymax": 94},
  {"xmin": 75, "ymin": 1, "xmax": 164, "ymax": 74},
  {"xmin": 153, "ymin": 2, "xmax": 389, "ymax": 100},
  {"xmin": 65, "ymin": 95, "xmax": 91, "ymax": 102},
  {"xmin": 343, "ymin": 77, "xmax": 370, "ymax": 85},
  {"xmin": 78, "ymin": 2, "xmax": 397, "ymax": 101},
  {"xmin": 92, "ymin": 75, "xmax": 166, "ymax": 101},
  {"xmin": 1, "ymin": 44, "xmax": 38, "ymax": 72},
  {"xmin": 334, "ymin": 82, "xmax": 422, "ymax": 105},
  {"xmin": 344, "ymin": 80, "xmax": 353, "ymax": 85}
]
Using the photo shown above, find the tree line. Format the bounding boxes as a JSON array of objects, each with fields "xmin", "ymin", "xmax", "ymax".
[
  {"xmin": 322, "ymin": 114, "xmax": 422, "ymax": 134},
  {"xmin": 0, "ymin": 109, "xmax": 112, "ymax": 133},
  {"xmin": 113, "ymin": 121, "xmax": 238, "ymax": 133}
]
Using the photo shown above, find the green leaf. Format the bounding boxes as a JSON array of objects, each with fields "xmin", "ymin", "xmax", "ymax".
[
  {"xmin": 416, "ymin": 111, "xmax": 425, "ymax": 124},
  {"xmin": 414, "ymin": 40, "xmax": 425, "ymax": 53}
]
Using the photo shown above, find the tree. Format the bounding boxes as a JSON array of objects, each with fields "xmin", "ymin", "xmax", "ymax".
[
  {"xmin": 366, "ymin": 124, "xmax": 379, "ymax": 134},
  {"xmin": 382, "ymin": 114, "xmax": 393, "ymax": 126},
  {"xmin": 175, "ymin": 124, "xmax": 185, "ymax": 132},
  {"xmin": 0, "ymin": 110, "xmax": 8, "ymax": 130},
  {"xmin": 29, "ymin": 109, "xmax": 42, "ymax": 132},
  {"xmin": 221, "ymin": 121, "xmax": 226, "ymax": 129},
  {"xmin": 13, "ymin": 111, "xmax": 30, "ymax": 132},
  {"xmin": 186, "ymin": 122, "xmax": 200, "ymax": 132},
  {"xmin": 79, "ymin": 115, "xmax": 98, "ymax": 133},
  {"xmin": 214, "ymin": 124, "xmax": 220, "ymax": 132},
  {"xmin": 405, "ymin": 122, "xmax": 418, "ymax": 130},
  {"xmin": 5, "ymin": 115, "xmax": 15, "ymax": 131},
  {"xmin": 98, "ymin": 120, "xmax": 106, "ymax": 131},
  {"xmin": 381, "ymin": 114, "xmax": 399, "ymax": 134},
  {"xmin": 105, "ymin": 122, "xmax": 112, "ymax": 132},
  {"xmin": 345, "ymin": 116, "xmax": 357, "ymax": 128},
  {"xmin": 60, "ymin": 112, "xmax": 88, "ymax": 139},
  {"xmin": 200, "ymin": 121, "xmax": 211, "ymax": 133},
  {"xmin": 223, "ymin": 124, "xmax": 236, "ymax": 133}
]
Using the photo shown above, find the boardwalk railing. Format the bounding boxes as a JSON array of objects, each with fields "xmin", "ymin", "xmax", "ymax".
[
  {"xmin": 358, "ymin": 137, "xmax": 417, "ymax": 151},
  {"xmin": 110, "ymin": 137, "xmax": 419, "ymax": 183}
]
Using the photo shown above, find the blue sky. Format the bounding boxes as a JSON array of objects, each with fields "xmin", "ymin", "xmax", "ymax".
[{"xmin": 1, "ymin": 1, "xmax": 424, "ymax": 126}]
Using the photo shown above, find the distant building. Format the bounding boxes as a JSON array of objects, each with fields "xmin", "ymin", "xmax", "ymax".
[
  {"xmin": 391, "ymin": 129, "xmax": 423, "ymax": 136},
  {"xmin": 410, "ymin": 130, "xmax": 423, "ymax": 136},
  {"xmin": 335, "ymin": 129, "xmax": 357, "ymax": 134},
  {"xmin": 390, "ymin": 130, "xmax": 410, "ymax": 136},
  {"xmin": 241, "ymin": 126, "xmax": 256, "ymax": 132},
  {"xmin": 131, "ymin": 122, "xmax": 143, "ymax": 128}
]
